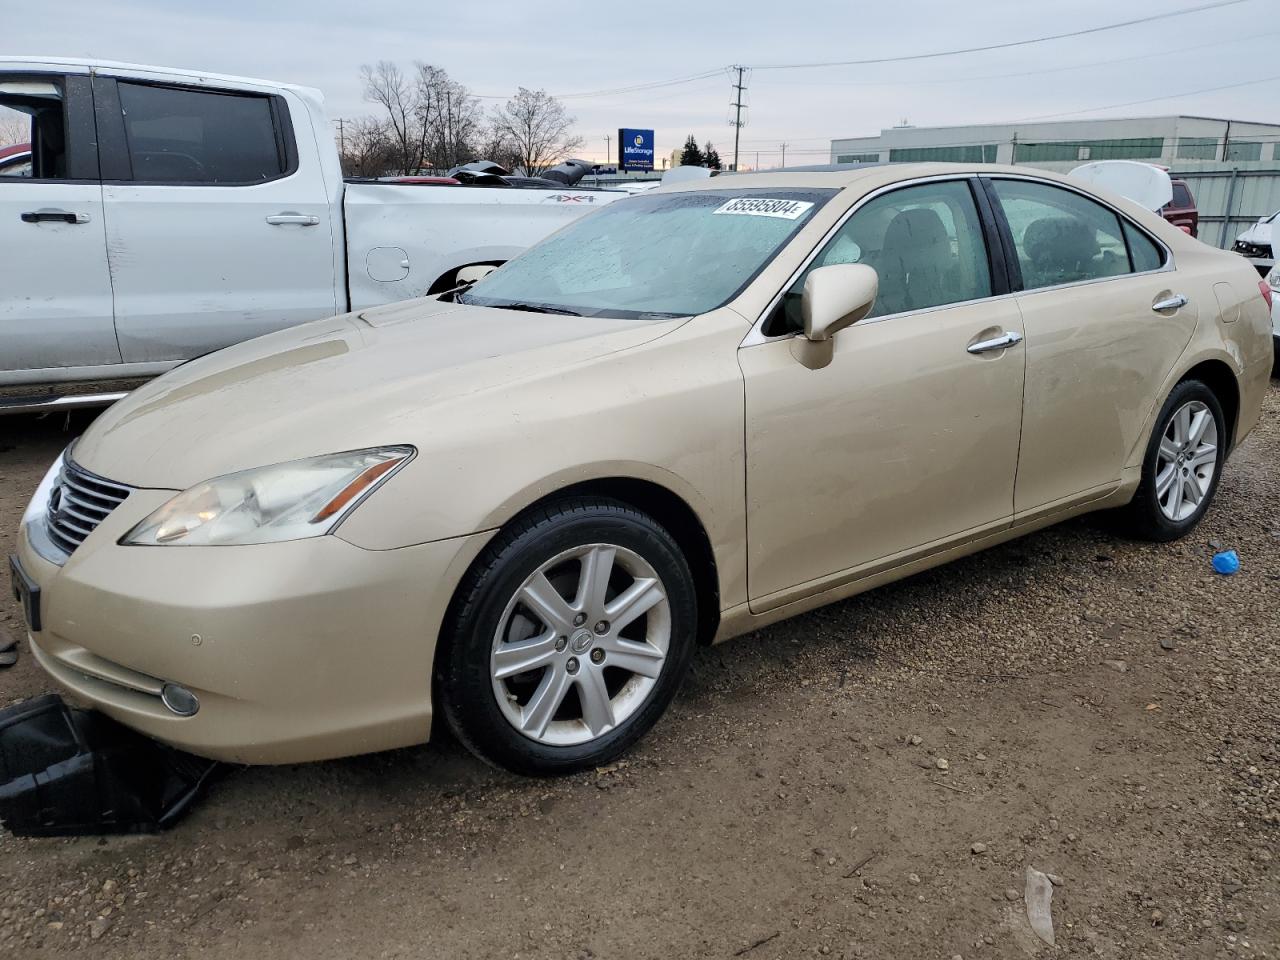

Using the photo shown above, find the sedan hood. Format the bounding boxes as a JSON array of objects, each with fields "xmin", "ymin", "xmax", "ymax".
[{"xmin": 74, "ymin": 298, "xmax": 684, "ymax": 488}]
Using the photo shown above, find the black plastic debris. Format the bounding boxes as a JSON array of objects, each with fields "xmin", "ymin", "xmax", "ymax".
[{"xmin": 0, "ymin": 694, "xmax": 221, "ymax": 836}]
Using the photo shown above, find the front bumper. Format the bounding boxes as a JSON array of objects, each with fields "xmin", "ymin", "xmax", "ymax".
[{"xmin": 15, "ymin": 500, "xmax": 490, "ymax": 764}]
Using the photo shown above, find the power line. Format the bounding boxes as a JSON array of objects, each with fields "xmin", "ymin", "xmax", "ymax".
[
  {"xmin": 472, "ymin": 68, "xmax": 728, "ymax": 101},
  {"xmin": 470, "ymin": 1, "xmax": 1248, "ymax": 102},
  {"xmin": 750, "ymin": 0, "xmax": 1250, "ymax": 70},
  {"xmin": 755, "ymin": 29, "xmax": 1279, "ymax": 90},
  {"xmin": 1015, "ymin": 74, "xmax": 1280, "ymax": 121}
]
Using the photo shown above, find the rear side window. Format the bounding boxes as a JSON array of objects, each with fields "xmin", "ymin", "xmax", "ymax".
[
  {"xmin": 992, "ymin": 179, "xmax": 1133, "ymax": 291},
  {"xmin": 1171, "ymin": 182, "xmax": 1193, "ymax": 209},
  {"xmin": 117, "ymin": 82, "xmax": 288, "ymax": 184}
]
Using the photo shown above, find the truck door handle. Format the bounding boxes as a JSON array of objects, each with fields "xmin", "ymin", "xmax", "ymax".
[
  {"xmin": 1151, "ymin": 294, "xmax": 1189, "ymax": 312},
  {"xmin": 21, "ymin": 209, "xmax": 90, "ymax": 224},
  {"xmin": 967, "ymin": 331, "xmax": 1023, "ymax": 355},
  {"xmin": 265, "ymin": 213, "xmax": 320, "ymax": 226}
]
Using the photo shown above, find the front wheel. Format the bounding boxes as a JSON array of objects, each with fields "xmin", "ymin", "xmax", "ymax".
[
  {"xmin": 1121, "ymin": 379, "xmax": 1226, "ymax": 542},
  {"xmin": 437, "ymin": 499, "xmax": 697, "ymax": 775}
]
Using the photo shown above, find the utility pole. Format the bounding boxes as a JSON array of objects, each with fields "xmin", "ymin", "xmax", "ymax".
[
  {"xmin": 730, "ymin": 65, "xmax": 746, "ymax": 172},
  {"xmin": 779, "ymin": 142, "xmax": 788, "ymax": 169},
  {"xmin": 605, "ymin": 133, "xmax": 611, "ymax": 168},
  {"xmin": 334, "ymin": 118, "xmax": 347, "ymax": 156}
]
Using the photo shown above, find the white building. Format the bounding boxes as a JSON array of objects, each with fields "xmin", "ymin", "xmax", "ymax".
[{"xmin": 830, "ymin": 116, "xmax": 1280, "ymax": 172}]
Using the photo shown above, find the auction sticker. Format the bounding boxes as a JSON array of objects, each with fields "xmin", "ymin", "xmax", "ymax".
[{"xmin": 713, "ymin": 197, "xmax": 814, "ymax": 220}]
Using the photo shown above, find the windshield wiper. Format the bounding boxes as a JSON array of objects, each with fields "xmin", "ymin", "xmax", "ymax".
[{"xmin": 491, "ymin": 301, "xmax": 583, "ymax": 316}]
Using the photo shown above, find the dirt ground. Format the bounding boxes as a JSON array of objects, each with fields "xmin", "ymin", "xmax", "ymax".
[{"xmin": 1, "ymin": 386, "xmax": 1277, "ymax": 960}]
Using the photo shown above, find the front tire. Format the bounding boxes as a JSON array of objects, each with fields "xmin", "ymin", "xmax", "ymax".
[
  {"xmin": 437, "ymin": 498, "xmax": 697, "ymax": 776},
  {"xmin": 1122, "ymin": 379, "xmax": 1226, "ymax": 542}
]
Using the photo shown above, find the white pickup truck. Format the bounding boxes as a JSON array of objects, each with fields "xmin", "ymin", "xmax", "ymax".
[{"xmin": 0, "ymin": 57, "xmax": 623, "ymax": 410}]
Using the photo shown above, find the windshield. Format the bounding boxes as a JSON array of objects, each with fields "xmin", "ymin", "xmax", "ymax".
[{"xmin": 460, "ymin": 188, "xmax": 836, "ymax": 319}]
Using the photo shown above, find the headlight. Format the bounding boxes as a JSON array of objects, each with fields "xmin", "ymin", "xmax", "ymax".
[
  {"xmin": 1267, "ymin": 266, "xmax": 1280, "ymax": 292},
  {"xmin": 122, "ymin": 446, "xmax": 414, "ymax": 546},
  {"xmin": 22, "ymin": 450, "xmax": 65, "ymax": 529}
]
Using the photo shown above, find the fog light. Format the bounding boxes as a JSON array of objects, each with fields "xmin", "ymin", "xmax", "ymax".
[{"xmin": 161, "ymin": 683, "xmax": 199, "ymax": 717}]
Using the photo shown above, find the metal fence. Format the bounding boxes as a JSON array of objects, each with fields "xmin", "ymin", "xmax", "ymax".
[{"xmin": 1167, "ymin": 167, "xmax": 1280, "ymax": 249}]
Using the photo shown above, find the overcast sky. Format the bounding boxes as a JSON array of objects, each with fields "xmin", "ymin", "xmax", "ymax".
[{"xmin": 5, "ymin": 0, "xmax": 1276, "ymax": 168}]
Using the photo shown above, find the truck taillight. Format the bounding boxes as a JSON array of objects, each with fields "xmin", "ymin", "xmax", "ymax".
[{"xmin": 1261, "ymin": 280, "xmax": 1273, "ymax": 311}]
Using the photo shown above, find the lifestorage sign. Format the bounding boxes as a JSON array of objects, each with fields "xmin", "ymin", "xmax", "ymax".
[{"xmin": 618, "ymin": 129, "xmax": 655, "ymax": 171}]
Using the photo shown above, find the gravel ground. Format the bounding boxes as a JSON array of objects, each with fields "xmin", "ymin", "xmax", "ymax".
[{"xmin": 1, "ymin": 385, "xmax": 1277, "ymax": 960}]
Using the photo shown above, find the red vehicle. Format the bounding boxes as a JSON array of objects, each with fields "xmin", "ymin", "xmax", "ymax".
[
  {"xmin": 1160, "ymin": 178, "xmax": 1198, "ymax": 237},
  {"xmin": 0, "ymin": 141, "xmax": 31, "ymax": 177}
]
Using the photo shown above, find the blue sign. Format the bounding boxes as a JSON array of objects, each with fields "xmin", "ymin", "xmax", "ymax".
[{"xmin": 618, "ymin": 128, "xmax": 654, "ymax": 172}]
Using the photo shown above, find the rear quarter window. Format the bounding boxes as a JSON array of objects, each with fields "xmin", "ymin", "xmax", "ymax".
[{"xmin": 1123, "ymin": 221, "xmax": 1165, "ymax": 273}]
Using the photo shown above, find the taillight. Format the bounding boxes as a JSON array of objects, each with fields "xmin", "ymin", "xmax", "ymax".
[{"xmin": 1260, "ymin": 280, "xmax": 1273, "ymax": 311}]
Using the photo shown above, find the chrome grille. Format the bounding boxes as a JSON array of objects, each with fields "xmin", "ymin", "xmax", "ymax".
[{"xmin": 45, "ymin": 457, "xmax": 132, "ymax": 556}]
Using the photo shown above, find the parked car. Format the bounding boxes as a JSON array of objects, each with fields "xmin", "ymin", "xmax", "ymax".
[
  {"xmin": 1233, "ymin": 210, "xmax": 1278, "ymax": 276},
  {"xmin": 1160, "ymin": 178, "xmax": 1198, "ymax": 237},
  {"xmin": 12, "ymin": 163, "xmax": 1273, "ymax": 775},
  {"xmin": 0, "ymin": 141, "xmax": 31, "ymax": 176},
  {"xmin": 0, "ymin": 58, "xmax": 623, "ymax": 410}
]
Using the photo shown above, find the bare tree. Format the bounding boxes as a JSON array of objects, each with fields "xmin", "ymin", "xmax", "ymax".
[
  {"xmin": 475, "ymin": 129, "xmax": 523, "ymax": 173},
  {"xmin": 415, "ymin": 64, "xmax": 484, "ymax": 171},
  {"xmin": 489, "ymin": 88, "xmax": 583, "ymax": 175},
  {"xmin": 361, "ymin": 61, "xmax": 487, "ymax": 174},
  {"xmin": 360, "ymin": 61, "xmax": 425, "ymax": 175},
  {"xmin": 0, "ymin": 107, "xmax": 30, "ymax": 148},
  {"xmin": 339, "ymin": 116, "xmax": 396, "ymax": 177}
]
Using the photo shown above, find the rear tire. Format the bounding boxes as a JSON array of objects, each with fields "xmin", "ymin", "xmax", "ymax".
[
  {"xmin": 1121, "ymin": 379, "xmax": 1225, "ymax": 542},
  {"xmin": 437, "ymin": 498, "xmax": 697, "ymax": 776}
]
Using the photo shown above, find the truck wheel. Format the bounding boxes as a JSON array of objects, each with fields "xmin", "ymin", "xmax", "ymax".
[{"xmin": 437, "ymin": 498, "xmax": 697, "ymax": 776}]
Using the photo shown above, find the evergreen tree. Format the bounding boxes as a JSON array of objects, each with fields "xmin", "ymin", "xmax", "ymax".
[
  {"xmin": 679, "ymin": 134, "xmax": 704, "ymax": 167},
  {"xmin": 704, "ymin": 141, "xmax": 722, "ymax": 170}
]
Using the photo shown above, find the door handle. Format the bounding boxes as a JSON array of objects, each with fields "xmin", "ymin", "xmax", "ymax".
[
  {"xmin": 967, "ymin": 331, "xmax": 1023, "ymax": 355},
  {"xmin": 265, "ymin": 213, "xmax": 320, "ymax": 226},
  {"xmin": 21, "ymin": 209, "xmax": 90, "ymax": 224},
  {"xmin": 1151, "ymin": 294, "xmax": 1189, "ymax": 312}
]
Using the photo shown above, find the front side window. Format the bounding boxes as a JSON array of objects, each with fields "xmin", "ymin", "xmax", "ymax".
[
  {"xmin": 766, "ymin": 179, "xmax": 993, "ymax": 335},
  {"xmin": 0, "ymin": 80, "xmax": 63, "ymax": 179},
  {"xmin": 462, "ymin": 188, "xmax": 835, "ymax": 319},
  {"xmin": 117, "ymin": 82, "xmax": 287, "ymax": 184},
  {"xmin": 992, "ymin": 179, "xmax": 1137, "ymax": 290}
]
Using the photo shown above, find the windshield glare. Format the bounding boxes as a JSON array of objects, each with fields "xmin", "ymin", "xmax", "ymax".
[{"xmin": 461, "ymin": 188, "xmax": 835, "ymax": 319}]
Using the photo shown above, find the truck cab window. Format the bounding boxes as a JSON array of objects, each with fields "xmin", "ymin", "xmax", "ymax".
[
  {"xmin": 117, "ymin": 82, "xmax": 288, "ymax": 184},
  {"xmin": 0, "ymin": 81, "xmax": 65, "ymax": 179}
]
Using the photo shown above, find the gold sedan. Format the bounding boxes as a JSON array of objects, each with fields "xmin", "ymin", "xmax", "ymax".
[{"xmin": 11, "ymin": 164, "xmax": 1274, "ymax": 774}]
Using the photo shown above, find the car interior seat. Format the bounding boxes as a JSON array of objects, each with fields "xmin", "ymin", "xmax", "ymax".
[
  {"xmin": 876, "ymin": 208, "xmax": 954, "ymax": 315},
  {"xmin": 1022, "ymin": 217, "xmax": 1100, "ymax": 287}
]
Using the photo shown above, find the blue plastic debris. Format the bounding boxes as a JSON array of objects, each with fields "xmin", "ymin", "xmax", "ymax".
[{"xmin": 1211, "ymin": 550, "xmax": 1240, "ymax": 575}]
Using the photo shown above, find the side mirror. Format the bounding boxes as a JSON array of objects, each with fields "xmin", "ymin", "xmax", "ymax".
[
  {"xmin": 801, "ymin": 264, "xmax": 879, "ymax": 342},
  {"xmin": 456, "ymin": 263, "xmax": 498, "ymax": 285}
]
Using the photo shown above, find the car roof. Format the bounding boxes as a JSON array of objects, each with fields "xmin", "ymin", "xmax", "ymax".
[
  {"xmin": 652, "ymin": 162, "xmax": 1053, "ymax": 194},
  {"xmin": 0, "ymin": 56, "xmax": 321, "ymax": 100}
]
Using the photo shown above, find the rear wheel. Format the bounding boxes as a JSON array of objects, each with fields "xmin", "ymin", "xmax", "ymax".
[
  {"xmin": 1122, "ymin": 379, "xmax": 1225, "ymax": 542},
  {"xmin": 437, "ymin": 498, "xmax": 697, "ymax": 775}
]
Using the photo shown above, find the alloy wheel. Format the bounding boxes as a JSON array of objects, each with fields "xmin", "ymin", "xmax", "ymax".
[
  {"xmin": 490, "ymin": 544, "xmax": 671, "ymax": 746},
  {"xmin": 1155, "ymin": 399, "xmax": 1218, "ymax": 522}
]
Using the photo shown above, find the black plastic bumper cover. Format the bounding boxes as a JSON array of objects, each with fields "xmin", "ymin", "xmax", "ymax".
[{"xmin": 0, "ymin": 694, "xmax": 220, "ymax": 837}]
